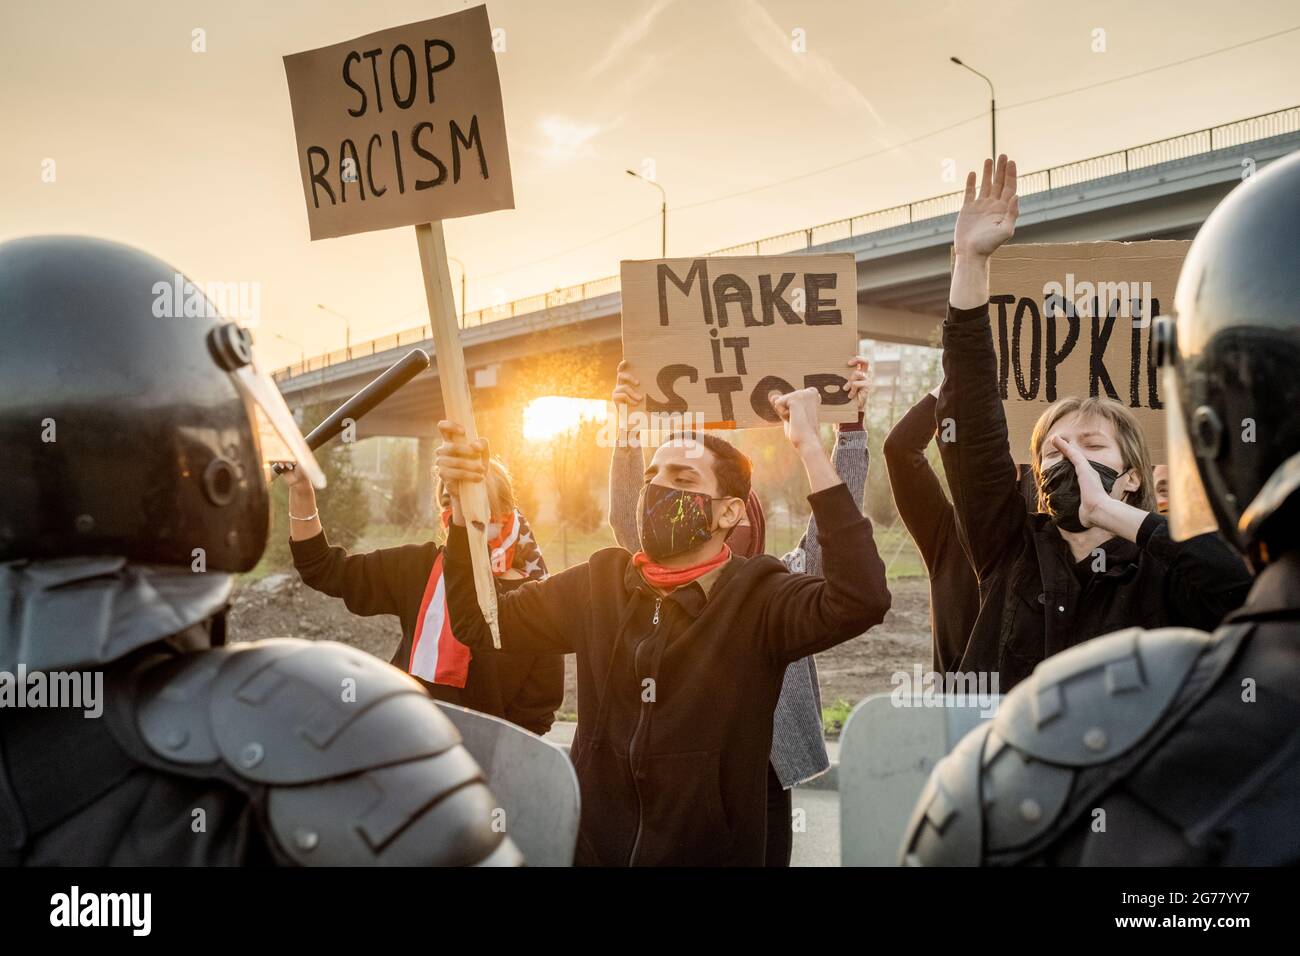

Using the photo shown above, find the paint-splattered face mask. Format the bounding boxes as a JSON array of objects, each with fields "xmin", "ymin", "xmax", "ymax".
[{"xmin": 637, "ymin": 483, "xmax": 719, "ymax": 561}]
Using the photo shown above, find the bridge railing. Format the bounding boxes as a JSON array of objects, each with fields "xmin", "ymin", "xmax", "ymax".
[{"xmin": 273, "ymin": 104, "xmax": 1300, "ymax": 382}]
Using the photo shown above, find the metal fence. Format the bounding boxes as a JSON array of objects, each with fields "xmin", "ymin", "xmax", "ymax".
[{"xmin": 273, "ymin": 104, "xmax": 1299, "ymax": 381}]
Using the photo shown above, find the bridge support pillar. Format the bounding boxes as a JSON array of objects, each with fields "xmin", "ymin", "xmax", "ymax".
[{"xmin": 416, "ymin": 436, "xmax": 435, "ymax": 524}]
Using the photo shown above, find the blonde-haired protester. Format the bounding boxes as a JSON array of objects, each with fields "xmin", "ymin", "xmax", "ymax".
[
  {"xmin": 279, "ymin": 455, "xmax": 563, "ymax": 736},
  {"xmin": 934, "ymin": 155, "xmax": 1251, "ymax": 690}
]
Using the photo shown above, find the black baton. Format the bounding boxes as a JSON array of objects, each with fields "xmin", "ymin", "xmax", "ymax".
[{"xmin": 272, "ymin": 347, "xmax": 431, "ymax": 476}]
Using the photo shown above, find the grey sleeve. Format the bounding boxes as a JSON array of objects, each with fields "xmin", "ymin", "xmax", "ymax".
[
  {"xmin": 802, "ymin": 427, "xmax": 870, "ymax": 577},
  {"xmin": 608, "ymin": 439, "xmax": 645, "ymax": 552}
]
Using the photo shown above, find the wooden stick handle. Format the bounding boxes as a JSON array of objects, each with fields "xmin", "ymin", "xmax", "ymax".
[{"xmin": 415, "ymin": 221, "xmax": 500, "ymax": 648}]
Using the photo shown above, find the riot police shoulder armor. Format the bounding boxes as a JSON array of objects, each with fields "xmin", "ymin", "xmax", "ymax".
[
  {"xmin": 108, "ymin": 638, "xmax": 521, "ymax": 866},
  {"xmin": 900, "ymin": 625, "xmax": 1244, "ymax": 865}
]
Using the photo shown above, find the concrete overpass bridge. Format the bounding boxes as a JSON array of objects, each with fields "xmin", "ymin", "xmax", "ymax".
[{"xmin": 274, "ymin": 106, "xmax": 1300, "ymax": 451}]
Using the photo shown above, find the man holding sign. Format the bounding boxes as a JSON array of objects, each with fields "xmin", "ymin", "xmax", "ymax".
[
  {"xmin": 434, "ymin": 385, "xmax": 890, "ymax": 866},
  {"xmin": 935, "ymin": 155, "xmax": 1250, "ymax": 690}
]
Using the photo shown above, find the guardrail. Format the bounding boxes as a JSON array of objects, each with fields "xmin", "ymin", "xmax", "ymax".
[{"xmin": 273, "ymin": 104, "xmax": 1299, "ymax": 382}]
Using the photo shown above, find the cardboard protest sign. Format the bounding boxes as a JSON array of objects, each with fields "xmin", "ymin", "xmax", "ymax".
[
  {"xmin": 283, "ymin": 5, "xmax": 513, "ymax": 240},
  {"xmin": 986, "ymin": 240, "xmax": 1189, "ymax": 463},
  {"xmin": 620, "ymin": 255, "xmax": 860, "ymax": 429}
]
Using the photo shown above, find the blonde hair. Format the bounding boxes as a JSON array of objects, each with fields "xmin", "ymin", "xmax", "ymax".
[
  {"xmin": 1029, "ymin": 396, "xmax": 1156, "ymax": 513},
  {"xmin": 436, "ymin": 457, "xmax": 517, "ymax": 516}
]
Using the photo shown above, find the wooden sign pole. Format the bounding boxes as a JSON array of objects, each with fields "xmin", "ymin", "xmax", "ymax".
[{"xmin": 415, "ymin": 221, "xmax": 500, "ymax": 647}]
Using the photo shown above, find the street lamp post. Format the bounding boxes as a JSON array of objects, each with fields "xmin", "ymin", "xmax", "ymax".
[
  {"xmin": 950, "ymin": 56, "xmax": 996, "ymax": 160},
  {"xmin": 316, "ymin": 303, "xmax": 352, "ymax": 356},
  {"xmin": 268, "ymin": 330, "xmax": 306, "ymax": 368},
  {"xmin": 446, "ymin": 256, "xmax": 468, "ymax": 328},
  {"xmin": 625, "ymin": 169, "xmax": 667, "ymax": 257}
]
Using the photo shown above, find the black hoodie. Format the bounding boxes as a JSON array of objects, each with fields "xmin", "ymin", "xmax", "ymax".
[{"xmin": 443, "ymin": 482, "xmax": 890, "ymax": 866}]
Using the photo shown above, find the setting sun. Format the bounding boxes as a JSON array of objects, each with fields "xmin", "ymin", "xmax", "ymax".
[{"xmin": 522, "ymin": 395, "xmax": 609, "ymax": 442}]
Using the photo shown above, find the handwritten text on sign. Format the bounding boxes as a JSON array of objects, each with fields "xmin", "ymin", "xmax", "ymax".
[
  {"xmin": 987, "ymin": 240, "xmax": 1190, "ymax": 462},
  {"xmin": 283, "ymin": 5, "xmax": 513, "ymax": 240},
  {"xmin": 620, "ymin": 255, "xmax": 859, "ymax": 428}
]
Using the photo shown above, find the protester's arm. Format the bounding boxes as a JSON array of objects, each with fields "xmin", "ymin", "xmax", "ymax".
[
  {"xmin": 281, "ymin": 459, "xmax": 324, "ymax": 541},
  {"xmin": 606, "ymin": 359, "xmax": 646, "ymax": 552},
  {"xmin": 936, "ymin": 155, "xmax": 1027, "ymax": 579},
  {"xmin": 278, "ymin": 453, "xmax": 432, "ymax": 616},
  {"xmin": 1142, "ymin": 520, "xmax": 1253, "ymax": 629},
  {"xmin": 762, "ymin": 387, "xmax": 890, "ymax": 662},
  {"xmin": 883, "ymin": 391, "xmax": 956, "ymax": 567},
  {"xmin": 608, "ymin": 441, "xmax": 645, "ymax": 552},
  {"xmin": 443, "ymin": 522, "xmax": 585, "ymax": 655},
  {"xmin": 1051, "ymin": 435, "xmax": 1253, "ymax": 626},
  {"xmin": 802, "ymin": 358, "xmax": 869, "ymax": 577},
  {"xmin": 288, "ymin": 531, "xmax": 426, "ymax": 619},
  {"xmin": 760, "ymin": 483, "xmax": 891, "ymax": 663},
  {"xmin": 435, "ymin": 421, "xmax": 586, "ymax": 655},
  {"xmin": 803, "ymin": 423, "xmax": 869, "ymax": 576},
  {"xmin": 502, "ymin": 652, "xmax": 565, "ymax": 737},
  {"xmin": 771, "ymin": 387, "xmax": 840, "ymax": 493}
]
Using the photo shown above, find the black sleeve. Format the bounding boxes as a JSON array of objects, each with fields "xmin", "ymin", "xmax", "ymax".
[
  {"xmin": 502, "ymin": 653, "xmax": 565, "ymax": 737},
  {"xmin": 935, "ymin": 302, "xmax": 1027, "ymax": 580},
  {"xmin": 883, "ymin": 392, "xmax": 956, "ymax": 567},
  {"xmin": 758, "ymin": 482, "xmax": 891, "ymax": 663},
  {"xmin": 1137, "ymin": 515, "xmax": 1254, "ymax": 630},
  {"xmin": 290, "ymin": 531, "xmax": 433, "ymax": 619},
  {"xmin": 444, "ymin": 524, "xmax": 587, "ymax": 655}
]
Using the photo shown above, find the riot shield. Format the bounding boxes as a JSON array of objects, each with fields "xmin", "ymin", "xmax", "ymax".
[
  {"xmin": 839, "ymin": 692, "xmax": 999, "ymax": 866},
  {"xmin": 435, "ymin": 702, "xmax": 580, "ymax": 867}
]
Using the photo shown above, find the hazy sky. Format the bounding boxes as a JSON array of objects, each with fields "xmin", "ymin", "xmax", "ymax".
[{"xmin": 5, "ymin": 0, "xmax": 1298, "ymax": 368}]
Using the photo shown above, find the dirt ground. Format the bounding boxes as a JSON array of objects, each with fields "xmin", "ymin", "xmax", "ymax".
[{"xmin": 228, "ymin": 573, "xmax": 934, "ymax": 716}]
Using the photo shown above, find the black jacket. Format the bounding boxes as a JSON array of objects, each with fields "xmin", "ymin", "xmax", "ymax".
[
  {"xmin": 883, "ymin": 392, "xmax": 980, "ymax": 673},
  {"xmin": 290, "ymin": 531, "xmax": 563, "ymax": 736},
  {"xmin": 443, "ymin": 483, "xmax": 890, "ymax": 866},
  {"xmin": 936, "ymin": 301, "xmax": 1252, "ymax": 689}
]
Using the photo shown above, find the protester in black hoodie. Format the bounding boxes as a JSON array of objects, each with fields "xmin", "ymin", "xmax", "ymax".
[
  {"xmin": 935, "ymin": 154, "xmax": 1251, "ymax": 690},
  {"xmin": 435, "ymin": 386, "xmax": 890, "ymax": 866},
  {"xmin": 883, "ymin": 387, "xmax": 980, "ymax": 673}
]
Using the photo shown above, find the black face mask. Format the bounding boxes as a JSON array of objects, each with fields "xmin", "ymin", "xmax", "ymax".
[
  {"xmin": 1040, "ymin": 458, "xmax": 1124, "ymax": 533},
  {"xmin": 637, "ymin": 483, "xmax": 718, "ymax": 561}
]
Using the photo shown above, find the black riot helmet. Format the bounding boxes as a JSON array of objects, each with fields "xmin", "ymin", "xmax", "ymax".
[
  {"xmin": 1156, "ymin": 149, "xmax": 1300, "ymax": 570},
  {"xmin": 0, "ymin": 236, "xmax": 324, "ymax": 571}
]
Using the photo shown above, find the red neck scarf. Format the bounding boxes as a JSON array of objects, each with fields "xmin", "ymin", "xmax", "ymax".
[{"xmin": 633, "ymin": 545, "xmax": 731, "ymax": 590}]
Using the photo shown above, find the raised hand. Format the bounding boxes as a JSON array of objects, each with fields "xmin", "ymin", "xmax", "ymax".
[
  {"xmin": 611, "ymin": 360, "xmax": 643, "ymax": 408},
  {"xmin": 846, "ymin": 357, "xmax": 869, "ymax": 409},
  {"xmin": 772, "ymin": 386, "xmax": 822, "ymax": 451},
  {"xmin": 435, "ymin": 419, "xmax": 489, "ymax": 490},
  {"xmin": 273, "ymin": 460, "xmax": 309, "ymax": 488},
  {"xmin": 1050, "ymin": 434, "xmax": 1107, "ymax": 530},
  {"xmin": 611, "ymin": 360, "xmax": 643, "ymax": 438},
  {"xmin": 954, "ymin": 154, "xmax": 1019, "ymax": 258}
]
